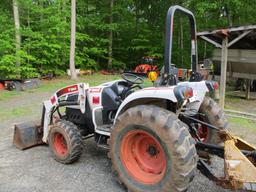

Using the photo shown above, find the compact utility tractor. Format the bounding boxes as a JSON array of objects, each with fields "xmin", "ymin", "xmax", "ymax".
[{"xmin": 13, "ymin": 5, "xmax": 256, "ymax": 192}]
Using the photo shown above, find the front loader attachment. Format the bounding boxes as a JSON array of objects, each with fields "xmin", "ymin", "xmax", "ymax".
[
  {"xmin": 13, "ymin": 121, "xmax": 43, "ymax": 150},
  {"xmin": 196, "ymin": 131, "xmax": 256, "ymax": 191},
  {"xmin": 13, "ymin": 83, "xmax": 88, "ymax": 150},
  {"xmin": 224, "ymin": 136, "xmax": 256, "ymax": 191}
]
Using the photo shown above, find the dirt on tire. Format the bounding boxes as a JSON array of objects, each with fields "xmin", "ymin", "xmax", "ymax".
[
  {"xmin": 48, "ymin": 119, "xmax": 83, "ymax": 164},
  {"xmin": 109, "ymin": 105, "xmax": 198, "ymax": 192}
]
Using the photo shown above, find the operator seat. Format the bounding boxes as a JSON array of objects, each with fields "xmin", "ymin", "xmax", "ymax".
[{"xmin": 110, "ymin": 81, "xmax": 129, "ymax": 100}]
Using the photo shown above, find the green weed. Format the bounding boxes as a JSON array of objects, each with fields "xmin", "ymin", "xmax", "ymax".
[{"xmin": 0, "ymin": 106, "xmax": 32, "ymax": 121}]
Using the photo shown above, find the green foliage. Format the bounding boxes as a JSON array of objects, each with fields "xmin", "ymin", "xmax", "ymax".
[{"xmin": 0, "ymin": 0, "xmax": 256, "ymax": 78}]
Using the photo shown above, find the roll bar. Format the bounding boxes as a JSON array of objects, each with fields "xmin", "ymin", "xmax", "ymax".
[{"xmin": 164, "ymin": 5, "xmax": 198, "ymax": 76}]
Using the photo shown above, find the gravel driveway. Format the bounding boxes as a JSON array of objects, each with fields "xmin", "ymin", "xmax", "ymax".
[{"xmin": 0, "ymin": 89, "xmax": 232, "ymax": 192}]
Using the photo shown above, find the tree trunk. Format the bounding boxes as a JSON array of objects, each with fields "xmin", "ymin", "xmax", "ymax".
[
  {"xmin": 108, "ymin": 0, "xmax": 114, "ymax": 69},
  {"xmin": 27, "ymin": 3, "xmax": 30, "ymax": 65},
  {"xmin": 13, "ymin": 0, "xmax": 21, "ymax": 78},
  {"xmin": 69, "ymin": 0, "xmax": 77, "ymax": 80}
]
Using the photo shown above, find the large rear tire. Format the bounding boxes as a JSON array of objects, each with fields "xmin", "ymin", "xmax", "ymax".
[
  {"xmin": 48, "ymin": 120, "xmax": 83, "ymax": 164},
  {"xmin": 109, "ymin": 105, "xmax": 198, "ymax": 192},
  {"xmin": 198, "ymin": 96, "xmax": 228, "ymax": 144}
]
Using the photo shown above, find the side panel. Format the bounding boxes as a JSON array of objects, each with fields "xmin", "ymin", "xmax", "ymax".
[
  {"xmin": 87, "ymin": 87, "xmax": 103, "ymax": 110},
  {"xmin": 87, "ymin": 79, "xmax": 125, "ymax": 110}
]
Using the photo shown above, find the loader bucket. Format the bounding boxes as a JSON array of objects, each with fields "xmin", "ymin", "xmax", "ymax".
[
  {"xmin": 13, "ymin": 121, "xmax": 43, "ymax": 150},
  {"xmin": 224, "ymin": 137, "xmax": 256, "ymax": 191}
]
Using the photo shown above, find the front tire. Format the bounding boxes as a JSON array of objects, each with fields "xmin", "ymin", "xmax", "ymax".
[
  {"xmin": 48, "ymin": 120, "xmax": 83, "ymax": 164},
  {"xmin": 109, "ymin": 105, "xmax": 198, "ymax": 192}
]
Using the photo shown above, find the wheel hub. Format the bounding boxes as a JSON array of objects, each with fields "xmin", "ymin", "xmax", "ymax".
[
  {"xmin": 53, "ymin": 133, "xmax": 68, "ymax": 156},
  {"xmin": 147, "ymin": 145, "xmax": 157, "ymax": 156}
]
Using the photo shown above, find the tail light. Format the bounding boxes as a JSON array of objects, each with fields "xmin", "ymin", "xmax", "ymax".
[
  {"xmin": 183, "ymin": 87, "xmax": 193, "ymax": 98},
  {"xmin": 213, "ymin": 82, "xmax": 219, "ymax": 90},
  {"xmin": 174, "ymin": 85, "xmax": 193, "ymax": 102},
  {"xmin": 205, "ymin": 81, "xmax": 219, "ymax": 91}
]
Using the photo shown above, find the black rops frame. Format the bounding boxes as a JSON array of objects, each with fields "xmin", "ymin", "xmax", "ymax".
[{"xmin": 164, "ymin": 5, "xmax": 198, "ymax": 76}]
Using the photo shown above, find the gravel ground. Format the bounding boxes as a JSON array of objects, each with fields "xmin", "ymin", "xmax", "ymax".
[
  {"xmin": 0, "ymin": 89, "xmax": 236, "ymax": 192},
  {"xmin": 0, "ymin": 132, "xmax": 229, "ymax": 192}
]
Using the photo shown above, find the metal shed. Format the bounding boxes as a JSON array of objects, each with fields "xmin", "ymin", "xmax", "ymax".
[{"xmin": 197, "ymin": 25, "xmax": 256, "ymax": 109}]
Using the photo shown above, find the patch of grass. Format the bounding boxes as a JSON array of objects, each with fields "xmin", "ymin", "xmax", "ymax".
[
  {"xmin": 0, "ymin": 73, "xmax": 154, "ymax": 101},
  {"xmin": 37, "ymin": 73, "xmax": 124, "ymax": 93},
  {"xmin": 0, "ymin": 74, "xmax": 121, "ymax": 101},
  {"xmin": 0, "ymin": 90, "xmax": 22, "ymax": 101},
  {"xmin": 225, "ymin": 94, "xmax": 242, "ymax": 103},
  {"xmin": 0, "ymin": 73, "xmax": 154, "ymax": 120},
  {"xmin": 228, "ymin": 116, "xmax": 256, "ymax": 131},
  {"xmin": 228, "ymin": 116, "xmax": 256, "ymax": 145},
  {"xmin": 224, "ymin": 105, "xmax": 232, "ymax": 110},
  {"xmin": 0, "ymin": 106, "xmax": 32, "ymax": 121}
]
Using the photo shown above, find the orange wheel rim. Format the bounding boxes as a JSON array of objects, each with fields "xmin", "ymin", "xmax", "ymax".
[
  {"xmin": 120, "ymin": 130, "xmax": 167, "ymax": 185},
  {"xmin": 53, "ymin": 133, "xmax": 68, "ymax": 156},
  {"xmin": 198, "ymin": 124, "xmax": 209, "ymax": 142}
]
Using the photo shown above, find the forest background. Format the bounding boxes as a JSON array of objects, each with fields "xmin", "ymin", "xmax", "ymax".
[{"xmin": 0, "ymin": 0, "xmax": 255, "ymax": 79}]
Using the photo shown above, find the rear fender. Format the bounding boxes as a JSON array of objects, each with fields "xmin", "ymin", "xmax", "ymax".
[{"xmin": 115, "ymin": 87, "xmax": 178, "ymax": 120}]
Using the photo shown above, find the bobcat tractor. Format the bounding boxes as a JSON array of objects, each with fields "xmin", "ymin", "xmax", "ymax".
[{"xmin": 13, "ymin": 5, "xmax": 256, "ymax": 192}]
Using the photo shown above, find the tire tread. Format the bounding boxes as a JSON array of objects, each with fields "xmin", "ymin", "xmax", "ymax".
[
  {"xmin": 109, "ymin": 105, "xmax": 197, "ymax": 192},
  {"xmin": 49, "ymin": 119, "xmax": 83, "ymax": 164}
]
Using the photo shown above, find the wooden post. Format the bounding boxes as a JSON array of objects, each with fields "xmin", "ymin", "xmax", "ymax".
[
  {"xmin": 246, "ymin": 79, "xmax": 251, "ymax": 99},
  {"xmin": 219, "ymin": 37, "xmax": 228, "ymax": 110}
]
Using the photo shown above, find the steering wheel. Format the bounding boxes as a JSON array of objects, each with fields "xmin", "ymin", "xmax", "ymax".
[{"xmin": 121, "ymin": 73, "xmax": 144, "ymax": 85}]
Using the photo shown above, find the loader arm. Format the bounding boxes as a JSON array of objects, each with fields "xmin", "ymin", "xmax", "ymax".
[
  {"xmin": 224, "ymin": 136, "xmax": 256, "ymax": 191},
  {"xmin": 185, "ymin": 112, "xmax": 256, "ymax": 191},
  {"xmin": 13, "ymin": 83, "xmax": 89, "ymax": 149},
  {"xmin": 196, "ymin": 135, "xmax": 256, "ymax": 191},
  {"xmin": 42, "ymin": 83, "xmax": 89, "ymax": 142}
]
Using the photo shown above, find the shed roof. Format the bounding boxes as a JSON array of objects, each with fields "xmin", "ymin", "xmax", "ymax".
[{"xmin": 197, "ymin": 25, "xmax": 256, "ymax": 49}]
